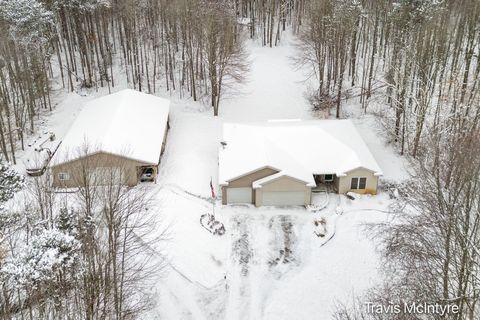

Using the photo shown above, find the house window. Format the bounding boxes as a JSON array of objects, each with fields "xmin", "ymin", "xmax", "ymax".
[
  {"xmin": 351, "ymin": 177, "xmax": 358, "ymax": 189},
  {"xmin": 359, "ymin": 177, "xmax": 367, "ymax": 189},
  {"xmin": 58, "ymin": 172, "xmax": 70, "ymax": 181},
  {"xmin": 351, "ymin": 177, "xmax": 367, "ymax": 190},
  {"xmin": 324, "ymin": 174, "xmax": 334, "ymax": 182}
]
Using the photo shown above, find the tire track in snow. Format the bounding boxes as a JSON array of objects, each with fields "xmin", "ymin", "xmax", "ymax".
[
  {"xmin": 225, "ymin": 214, "xmax": 303, "ymax": 320},
  {"xmin": 225, "ymin": 214, "xmax": 255, "ymax": 320},
  {"xmin": 252, "ymin": 215, "xmax": 303, "ymax": 318}
]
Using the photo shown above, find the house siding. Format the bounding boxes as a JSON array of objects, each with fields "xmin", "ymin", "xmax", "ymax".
[
  {"xmin": 337, "ymin": 168, "xmax": 378, "ymax": 195},
  {"xmin": 255, "ymin": 176, "xmax": 311, "ymax": 207},
  {"xmin": 51, "ymin": 121, "xmax": 169, "ymax": 189},
  {"xmin": 51, "ymin": 152, "xmax": 151, "ymax": 188},
  {"xmin": 160, "ymin": 118, "xmax": 170, "ymax": 156},
  {"xmin": 222, "ymin": 167, "xmax": 278, "ymax": 204}
]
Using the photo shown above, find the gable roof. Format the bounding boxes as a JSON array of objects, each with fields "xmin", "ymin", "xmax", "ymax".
[
  {"xmin": 51, "ymin": 89, "xmax": 170, "ymax": 167},
  {"xmin": 218, "ymin": 119, "xmax": 382, "ymax": 186},
  {"xmin": 252, "ymin": 172, "xmax": 315, "ymax": 189}
]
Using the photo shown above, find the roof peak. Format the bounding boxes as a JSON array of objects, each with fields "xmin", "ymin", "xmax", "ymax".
[
  {"xmin": 51, "ymin": 90, "xmax": 170, "ymax": 166},
  {"xmin": 219, "ymin": 119, "xmax": 382, "ymax": 186}
]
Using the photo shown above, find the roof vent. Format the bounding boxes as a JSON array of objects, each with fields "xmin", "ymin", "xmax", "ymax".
[{"xmin": 220, "ymin": 141, "xmax": 227, "ymax": 149}]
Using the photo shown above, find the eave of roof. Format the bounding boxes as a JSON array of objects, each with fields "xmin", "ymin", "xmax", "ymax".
[
  {"xmin": 49, "ymin": 149, "xmax": 158, "ymax": 168},
  {"xmin": 218, "ymin": 119, "xmax": 382, "ymax": 184},
  {"xmin": 50, "ymin": 89, "xmax": 170, "ymax": 167},
  {"xmin": 252, "ymin": 171, "xmax": 316, "ymax": 189},
  {"xmin": 219, "ymin": 165, "xmax": 281, "ymax": 186}
]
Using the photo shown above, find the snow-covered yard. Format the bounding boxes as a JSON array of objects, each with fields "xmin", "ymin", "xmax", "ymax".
[
  {"xmin": 146, "ymin": 186, "xmax": 393, "ymax": 319},
  {"xmin": 141, "ymin": 36, "xmax": 406, "ymax": 319},
  {"xmin": 14, "ymin": 33, "xmax": 407, "ymax": 319}
]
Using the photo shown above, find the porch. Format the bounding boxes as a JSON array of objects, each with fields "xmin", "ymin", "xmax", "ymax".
[
  {"xmin": 312, "ymin": 174, "xmax": 337, "ymax": 193},
  {"xmin": 137, "ymin": 165, "xmax": 158, "ymax": 183}
]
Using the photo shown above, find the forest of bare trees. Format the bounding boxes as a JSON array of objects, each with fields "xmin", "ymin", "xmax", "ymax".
[
  {"xmin": 333, "ymin": 128, "xmax": 480, "ymax": 319},
  {"xmin": 294, "ymin": 1, "xmax": 479, "ymax": 319},
  {"xmin": 0, "ymin": 147, "xmax": 165, "ymax": 319},
  {"xmin": 298, "ymin": 0, "xmax": 480, "ymax": 159},
  {"xmin": 1, "ymin": 0, "xmax": 478, "ymax": 162},
  {"xmin": 0, "ymin": 0, "xmax": 309, "ymax": 163}
]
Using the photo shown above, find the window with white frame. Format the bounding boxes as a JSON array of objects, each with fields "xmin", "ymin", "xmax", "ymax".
[
  {"xmin": 359, "ymin": 177, "xmax": 367, "ymax": 189},
  {"xmin": 351, "ymin": 177, "xmax": 367, "ymax": 189},
  {"xmin": 58, "ymin": 172, "xmax": 70, "ymax": 181}
]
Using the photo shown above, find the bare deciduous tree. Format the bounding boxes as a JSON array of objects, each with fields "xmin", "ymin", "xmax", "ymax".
[{"xmin": 0, "ymin": 147, "xmax": 167, "ymax": 319}]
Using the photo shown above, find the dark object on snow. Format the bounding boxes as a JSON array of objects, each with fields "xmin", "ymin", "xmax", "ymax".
[
  {"xmin": 345, "ymin": 193, "xmax": 355, "ymax": 200},
  {"xmin": 314, "ymin": 218, "xmax": 327, "ymax": 237},
  {"xmin": 200, "ymin": 213, "xmax": 225, "ymax": 236},
  {"xmin": 140, "ymin": 167, "xmax": 155, "ymax": 182},
  {"xmin": 269, "ymin": 248, "xmax": 294, "ymax": 266},
  {"xmin": 26, "ymin": 167, "xmax": 47, "ymax": 177}
]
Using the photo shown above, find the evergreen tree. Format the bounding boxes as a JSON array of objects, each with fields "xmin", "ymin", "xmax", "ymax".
[{"xmin": 0, "ymin": 162, "xmax": 25, "ymax": 206}]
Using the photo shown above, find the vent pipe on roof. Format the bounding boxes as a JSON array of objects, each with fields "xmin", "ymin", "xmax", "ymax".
[{"xmin": 220, "ymin": 141, "xmax": 227, "ymax": 149}]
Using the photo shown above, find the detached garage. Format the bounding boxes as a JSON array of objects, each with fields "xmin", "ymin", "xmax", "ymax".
[{"xmin": 50, "ymin": 89, "xmax": 170, "ymax": 188}]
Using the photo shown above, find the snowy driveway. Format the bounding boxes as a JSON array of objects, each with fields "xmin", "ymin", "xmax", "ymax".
[{"xmin": 141, "ymin": 34, "xmax": 401, "ymax": 319}]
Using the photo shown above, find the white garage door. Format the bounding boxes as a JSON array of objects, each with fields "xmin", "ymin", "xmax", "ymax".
[
  {"xmin": 226, "ymin": 187, "xmax": 252, "ymax": 204},
  {"xmin": 262, "ymin": 191, "xmax": 305, "ymax": 206}
]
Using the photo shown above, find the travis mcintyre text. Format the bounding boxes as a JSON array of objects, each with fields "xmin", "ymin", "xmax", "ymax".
[{"xmin": 365, "ymin": 301, "xmax": 459, "ymax": 316}]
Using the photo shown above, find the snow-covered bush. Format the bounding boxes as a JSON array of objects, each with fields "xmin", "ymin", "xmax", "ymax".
[
  {"xmin": 0, "ymin": 0, "xmax": 53, "ymax": 49},
  {"xmin": 0, "ymin": 162, "xmax": 25, "ymax": 206},
  {"xmin": 0, "ymin": 210, "xmax": 22, "ymax": 232},
  {"xmin": 1, "ymin": 228, "xmax": 82, "ymax": 288},
  {"xmin": 56, "ymin": 207, "xmax": 77, "ymax": 234}
]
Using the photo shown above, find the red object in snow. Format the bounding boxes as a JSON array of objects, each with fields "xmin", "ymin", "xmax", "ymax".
[{"xmin": 210, "ymin": 178, "xmax": 216, "ymax": 199}]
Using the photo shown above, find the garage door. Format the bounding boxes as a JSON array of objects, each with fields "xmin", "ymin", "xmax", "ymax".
[
  {"xmin": 262, "ymin": 191, "xmax": 305, "ymax": 206},
  {"xmin": 226, "ymin": 187, "xmax": 252, "ymax": 204}
]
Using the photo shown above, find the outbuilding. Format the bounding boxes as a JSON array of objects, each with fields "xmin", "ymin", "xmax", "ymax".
[
  {"xmin": 218, "ymin": 119, "xmax": 382, "ymax": 206},
  {"xmin": 50, "ymin": 89, "xmax": 170, "ymax": 188}
]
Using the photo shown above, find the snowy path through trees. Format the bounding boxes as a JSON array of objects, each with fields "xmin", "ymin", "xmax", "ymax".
[{"xmin": 220, "ymin": 33, "xmax": 313, "ymax": 121}]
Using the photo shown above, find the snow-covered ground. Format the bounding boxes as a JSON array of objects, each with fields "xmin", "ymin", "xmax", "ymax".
[
  {"xmin": 15, "ymin": 32, "xmax": 408, "ymax": 319},
  {"xmin": 145, "ymin": 34, "xmax": 407, "ymax": 319},
  {"xmin": 220, "ymin": 40, "xmax": 312, "ymax": 121}
]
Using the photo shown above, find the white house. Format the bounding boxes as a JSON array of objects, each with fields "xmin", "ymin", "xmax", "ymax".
[{"xmin": 218, "ymin": 119, "xmax": 382, "ymax": 206}]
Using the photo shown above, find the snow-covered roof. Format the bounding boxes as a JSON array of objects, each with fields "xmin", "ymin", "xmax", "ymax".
[
  {"xmin": 219, "ymin": 119, "xmax": 382, "ymax": 186},
  {"xmin": 51, "ymin": 89, "xmax": 170, "ymax": 166},
  {"xmin": 252, "ymin": 172, "xmax": 315, "ymax": 189}
]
